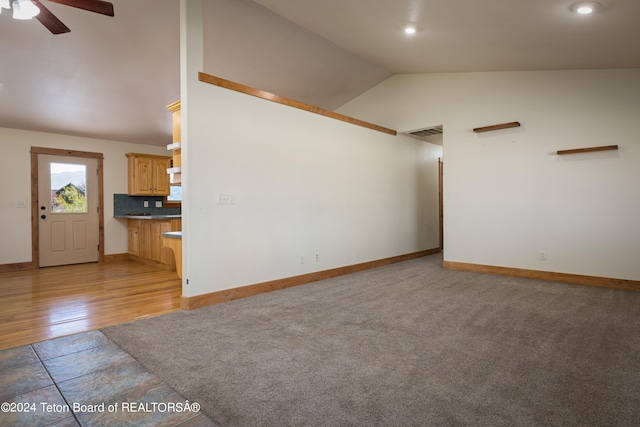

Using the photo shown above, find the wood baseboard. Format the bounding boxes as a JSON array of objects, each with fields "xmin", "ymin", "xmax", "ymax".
[
  {"xmin": 103, "ymin": 253, "xmax": 131, "ymax": 263},
  {"xmin": 0, "ymin": 262, "xmax": 36, "ymax": 273},
  {"xmin": 0, "ymin": 255, "xmax": 172, "ymax": 272},
  {"xmin": 2, "ymin": 255, "xmax": 130, "ymax": 272},
  {"xmin": 442, "ymin": 260, "xmax": 640, "ymax": 292},
  {"xmin": 128, "ymin": 255, "xmax": 176, "ymax": 271},
  {"xmin": 182, "ymin": 248, "xmax": 441, "ymax": 310}
]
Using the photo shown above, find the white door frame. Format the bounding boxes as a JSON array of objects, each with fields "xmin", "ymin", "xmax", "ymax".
[{"xmin": 30, "ymin": 147, "xmax": 104, "ymax": 268}]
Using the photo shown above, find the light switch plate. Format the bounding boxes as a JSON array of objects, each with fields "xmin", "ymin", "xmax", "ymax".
[
  {"xmin": 217, "ymin": 193, "xmax": 235, "ymax": 205},
  {"xmin": 155, "ymin": 201, "xmax": 163, "ymax": 208},
  {"xmin": 143, "ymin": 201, "xmax": 149, "ymax": 207}
]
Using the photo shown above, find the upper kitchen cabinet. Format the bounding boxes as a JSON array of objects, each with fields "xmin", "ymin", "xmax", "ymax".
[{"xmin": 126, "ymin": 153, "xmax": 171, "ymax": 196}]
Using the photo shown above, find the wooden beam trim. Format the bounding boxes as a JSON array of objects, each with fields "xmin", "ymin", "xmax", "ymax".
[
  {"xmin": 473, "ymin": 121, "xmax": 521, "ymax": 133},
  {"xmin": 181, "ymin": 248, "xmax": 441, "ymax": 310},
  {"xmin": 197, "ymin": 72, "xmax": 397, "ymax": 136},
  {"xmin": 556, "ymin": 145, "xmax": 618, "ymax": 155},
  {"xmin": 443, "ymin": 260, "xmax": 640, "ymax": 292}
]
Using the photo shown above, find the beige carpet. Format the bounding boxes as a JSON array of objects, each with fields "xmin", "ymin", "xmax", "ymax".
[{"xmin": 103, "ymin": 254, "xmax": 640, "ymax": 426}]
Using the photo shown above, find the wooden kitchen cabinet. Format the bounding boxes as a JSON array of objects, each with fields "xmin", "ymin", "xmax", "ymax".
[
  {"xmin": 126, "ymin": 153, "xmax": 171, "ymax": 196},
  {"xmin": 127, "ymin": 218, "xmax": 181, "ymax": 270},
  {"xmin": 127, "ymin": 225, "xmax": 140, "ymax": 256},
  {"xmin": 149, "ymin": 220, "xmax": 175, "ymax": 265}
]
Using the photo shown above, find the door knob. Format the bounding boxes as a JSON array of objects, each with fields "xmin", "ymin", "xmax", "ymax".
[{"xmin": 41, "ymin": 214, "xmax": 46, "ymax": 219}]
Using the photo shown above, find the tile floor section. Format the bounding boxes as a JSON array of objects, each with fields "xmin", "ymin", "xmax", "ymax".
[{"xmin": 0, "ymin": 330, "xmax": 218, "ymax": 426}]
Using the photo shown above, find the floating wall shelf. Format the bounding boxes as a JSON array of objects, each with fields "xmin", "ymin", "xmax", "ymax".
[
  {"xmin": 556, "ymin": 145, "xmax": 618, "ymax": 155},
  {"xmin": 473, "ymin": 121, "xmax": 521, "ymax": 133}
]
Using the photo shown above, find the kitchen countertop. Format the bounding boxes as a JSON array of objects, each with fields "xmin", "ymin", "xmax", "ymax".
[
  {"xmin": 115, "ymin": 215, "xmax": 182, "ymax": 220},
  {"xmin": 161, "ymin": 231, "xmax": 182, "ymax": 239}
]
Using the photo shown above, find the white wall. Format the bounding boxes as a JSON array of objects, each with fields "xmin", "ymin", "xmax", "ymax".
[
  {"xmin": 0, "ymin": 127, "xmax": 169, "ymax": 264},
  {"xmin": 181, "ymin": 0, "xmax": 441, "ymax": 298},
  {"xmin": 339, "ymin": 69, "xmax": 640, "ymax": 281},
  {"xmin": 182, "ymin": 82, "xmax": 440, "ymax": 297}
]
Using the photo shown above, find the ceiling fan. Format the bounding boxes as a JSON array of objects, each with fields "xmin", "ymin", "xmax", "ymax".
[{"xmin": 0, "ymin": 0, "xmax": 114, "ymax": 34}]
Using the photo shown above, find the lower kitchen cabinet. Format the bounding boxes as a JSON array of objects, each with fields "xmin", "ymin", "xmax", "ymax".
[
  {"xmin": 127, "ymin": 225, "xmax": 140, "ymax": 256},
  {"xmin": 127, "ymin": 218, "xmax": 181, "ymax": 270}
]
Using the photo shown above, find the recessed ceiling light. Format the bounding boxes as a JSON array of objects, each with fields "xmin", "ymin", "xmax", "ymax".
[
  {"xmin": 404, "ymin": 25, "xmax": 417, "ymax": 35},
  {"xmin": 571, "ymin": 1, "xmax": 600, "ymax": 14}
]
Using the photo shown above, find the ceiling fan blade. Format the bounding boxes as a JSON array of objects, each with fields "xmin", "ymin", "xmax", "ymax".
[
  {"xmin": 47, "ymin": 0, "xmax": 114, "ymax": 17},
  {"xmin": 33, "ymin": 0, "xmax": 71, "ymax": 34}
]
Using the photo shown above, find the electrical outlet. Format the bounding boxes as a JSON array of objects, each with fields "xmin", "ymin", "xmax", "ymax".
[
  {"xmin": 300, "ymin": 255, "xmax": 304, "ymax": 264},
  {"xmin": 16, "ymin": 200, "xmax": 26, "ymax": 208},
  {"xmin": 143, "ymin": 201, "xmax": 149, "ymax": 208},
  {"xmin": 217, "ymin": 193, "xmax": 235, "ymax": 205},
  {"xmin": 315, "ymin": 253, "xmax": 319, "ymax": 262},
  {"xmin": 155, "ymin": 201, "xmax": 163, "ymax": 208},
  {"xmin": 539, "ymin": 251, "xmax": 547, "ymax": 261}
]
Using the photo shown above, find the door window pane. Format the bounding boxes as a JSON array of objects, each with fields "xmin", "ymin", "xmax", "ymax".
[{"xmin": 50, "ymin": 163, "xmax": 88, "ymax": 213}]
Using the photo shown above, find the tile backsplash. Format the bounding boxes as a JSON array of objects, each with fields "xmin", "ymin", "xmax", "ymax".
[{"xmin": 113, "ymin": 194, "xmax": 181, "ymax": 216}]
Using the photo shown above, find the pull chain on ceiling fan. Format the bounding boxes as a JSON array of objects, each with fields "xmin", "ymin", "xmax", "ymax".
[{"xmin": 0, "ymin": 0, "xmax": 114, "ymax": 34}]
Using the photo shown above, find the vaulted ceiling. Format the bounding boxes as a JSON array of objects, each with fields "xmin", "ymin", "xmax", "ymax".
[{"xmin": 0, "ymin": 0, "xmax": 638, "ymax": 146}]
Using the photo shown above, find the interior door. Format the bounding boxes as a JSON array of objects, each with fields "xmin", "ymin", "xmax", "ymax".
[{"xmin": 38, "ymin": 154, "xmax": 99, "ymax": 267}]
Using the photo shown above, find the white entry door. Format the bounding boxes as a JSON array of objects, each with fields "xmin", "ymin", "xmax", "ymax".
[{"xmin": 38, "ymin": 154, "xmax": 99, "ymax": 267}]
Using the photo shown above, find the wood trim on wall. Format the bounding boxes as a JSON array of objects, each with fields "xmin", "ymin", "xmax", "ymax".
[
  {"xmin": 197, "ymin": 72, "xmax": 397, "ymax": 136},
  {"xmin": 443, "ymin": 260, "xmax": 640, "ymax": 292},
  {"xmin": 473, "ymin": 121, "xmax": 521, "ymax": 133},
  {"xmin": 0, "ymin": 262, "xmax": 36, "ymax": 273},
  {"xmin": 30, "ymin": 147, "xmax": 105, "ymax": 267},
  {"xmin": 556, "ymin": 145, "xmax": 618, "ymax": 155},
  {"xmin": 181, "ymin": 248, "xmax": 441, "ymax": 310},
  {"xmin": 128, "ymin": 255, "xmax": 175, "ymax": 272},
  {"xmin": 103, "ymin": 253, "xmax": 131, "ymax": 263},
  {"xmin": 30, "ymin": 150, "xmax": 38, "ymax": 268}
]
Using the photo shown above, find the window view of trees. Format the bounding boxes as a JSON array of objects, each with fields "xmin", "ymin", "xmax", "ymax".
[
  {"xmin": 50, "ymin": 163, "xmax": 88, "ymax": 213},
  {"xmin": 52, "ymin": 183, "xmax": 87, "ymax": 213}
]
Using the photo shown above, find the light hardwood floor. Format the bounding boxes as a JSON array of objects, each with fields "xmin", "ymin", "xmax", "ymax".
[{"xmin": 0, "ymin": 260, "xmax": 181, "ymax": 351}]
